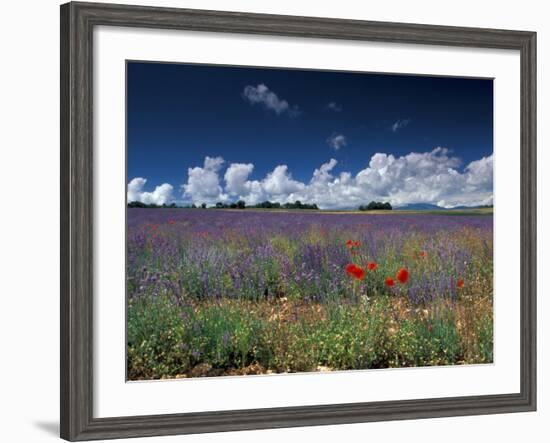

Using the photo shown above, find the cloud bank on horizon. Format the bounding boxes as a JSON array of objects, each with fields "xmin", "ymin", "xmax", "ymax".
[{"xmin": 127, "ymin": 147, "xmax": 493, "ymax": 209}]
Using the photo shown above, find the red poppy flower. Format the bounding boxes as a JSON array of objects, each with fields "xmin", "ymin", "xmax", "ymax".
[
  {"xmin": 353, "ymin": 240, "xmax": 361, "ymax": 247},
  {"xmin": 367, "ymin": 261, "xmax": 377, "ymax": 271},
  {"xmin": 385, "ymin": 277, "xmax": 395, "ymax": 287},
  {"xmin": 418, "ymin": 251, "xmax": 426, "ymax": 258},
  {"xmin": 345, "ymin": 240, "xmax": 353, "ymax": 249},
  {"xmin": 457, "ymin": 278, "xmax": 465, "ymax": 289},
  {"xmin": 396, "ymin": 268, "xmax": 409, "ymax": 284},
  {"xmin": 345, "ymin": 263, "xmax": 366, "ymax": 280}
]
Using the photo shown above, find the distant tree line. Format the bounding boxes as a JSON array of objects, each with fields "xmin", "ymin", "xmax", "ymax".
[
  {"xmin": 214, "ymin": 200, "xmax": 319, "ymax": 210},
  {"xmin": 358, "ymin": 201, "xmax": 393, "ymax": 211},
  {"xmin": 128, "ymin": 199, "xmax": 320, "ymax": 210},
  {"xmin": 127, "ymin": 201, "xmax": 178, "ymax": 208},
  {"xmin": 215, "ymin": 200, "xmax": 246, "ymax": 209},
  {"xmin": 256, "ymin": 200, "xmax": 318, "ymax": 210}
]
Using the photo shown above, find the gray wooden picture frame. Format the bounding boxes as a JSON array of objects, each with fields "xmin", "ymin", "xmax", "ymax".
[{"xmin": 60, "ymin": 1, "xmax": 537, "ymax": 441}]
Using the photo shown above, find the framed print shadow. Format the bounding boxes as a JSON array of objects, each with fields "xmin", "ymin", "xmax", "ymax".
[{"xmin": 60, "ymin": 1, "xmax": 536, "ymax": 441}]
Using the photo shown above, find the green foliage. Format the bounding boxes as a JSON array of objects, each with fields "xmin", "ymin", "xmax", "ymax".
[
  {"xmin": 254, "ymin": 200, "xmax": 319, "ymax": 209},
  {"xmin": 127, "ymin": 295, "xmax": 188, "ymax": 379},
  {"xmin": 255, "ymin": 200, "xmax": 282, "ymax": 209},
  {"xmin": 282, "ymin": 200, "xmax": 319, "ymax": 210},
  {"xmin": 215, "ymin": 201, "xmax": 246, "ymax": 209},
  {"xmin": 127, "ymin": 201, "xmax": 178, "ymax": 208},
  {"xmin": 127, "ymin": 292, "xmax": 493, "ymax": 379},
  {"xmin": 359, "ymin": 201, "xmax": 392, "ymax": 211},
  {"xmin": 212, "ymin": 200, "xmax": 319, "ymax": 210}
]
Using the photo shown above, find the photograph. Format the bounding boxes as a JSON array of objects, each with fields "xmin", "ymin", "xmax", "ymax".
[{"xmin": 126, "ymin": 61, "xmax": 494, "ymax": 381}]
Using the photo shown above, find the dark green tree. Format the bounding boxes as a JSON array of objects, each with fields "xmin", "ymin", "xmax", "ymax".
[{"xmin": 359, "ymin": 201, "xmax": 392, "ymax": 211}]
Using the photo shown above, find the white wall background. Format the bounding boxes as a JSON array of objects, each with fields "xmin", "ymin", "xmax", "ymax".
[{"xmin": 0, "ymin": 1, "xmax": 546, "ymax": 442}]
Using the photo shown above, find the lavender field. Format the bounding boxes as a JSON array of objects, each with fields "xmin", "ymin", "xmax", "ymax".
[{"xmin": 127, "ymin": 208, "xmax": 493, "ymax": 380}]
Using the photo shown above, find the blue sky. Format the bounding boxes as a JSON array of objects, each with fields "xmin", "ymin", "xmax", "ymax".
[{"xmin": 127, "ymin": 61, "xmax": 493, "ymax": 209}]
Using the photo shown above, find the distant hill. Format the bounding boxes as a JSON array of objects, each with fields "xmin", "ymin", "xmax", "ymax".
[
  {"xmin": 395, "ymin": 203, "xmax": 492, "ymax": 211},
  {"xmin": 451, "ymin": 204, "xmax": 493, "ymax": 210},
  {"xmin": 395, "ymin": 203, "xmax": 442, "ymax": 210}
]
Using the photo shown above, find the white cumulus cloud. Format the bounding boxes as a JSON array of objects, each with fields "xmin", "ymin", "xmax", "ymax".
[
  {"xmin": 391, "ymin": 118, "xmax": 411, "ymax": 132},
  {"xmin": 127, "ymin": 177, "xmax": 174, "ymax": 205},
  {"xmin": 262, "ymin": 165, "xmax": 305, "ymax": 197},
  {"xmin": 242, "ymin": 84, "xmax": 300, "ymax": 116},
  {"xmin": 181, "ymin": 156, "xmax": 228, "ymax": 205},
  {"xmin": 325, "ymin": 102, "xmax": 343, "ymax": 112},
  {"xmin": 224, "ymin": 163, "xmax": 254, "ymax": 196},
  {"xmin": 180, "ymin": 149, "xmax": 493, "ymax": 209},
  {"xmin": 326, "ymin": 133, "xmax": 347, "ymax": 151}
]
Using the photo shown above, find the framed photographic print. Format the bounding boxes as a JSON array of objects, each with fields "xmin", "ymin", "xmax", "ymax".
[{"xmin": 60, "ymin": 1, "xmax": 536, "ymax": 441}]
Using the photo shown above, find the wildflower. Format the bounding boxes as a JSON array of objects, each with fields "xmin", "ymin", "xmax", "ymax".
[
  {"xmin": 457, "ymin": 278, "xmax": 465, "ymax": 289},
  {"xmin": 345, "ymin": 263, "xmax": 366, "ymax": 280},
  {"xmin": 418, "ymin": 251, "xmax": 426, "ymax": 258},
  {"xmin": 385, "ymin": 277, "xmax": 395, "ymax": 287},
  {"xmin": 346, "ymin": 240, "xmax": 361, "ymax": 250},
  {"xmin": 396, "ymin": 267, "xmax": 409, "ymax": 284},
  {"xmin": 367, "ymin": 261, "xmax": 377, "ymax": 271},
  {"xmin": 168, "ymin": 219, "xmax": 176, "ymax": 225}
]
